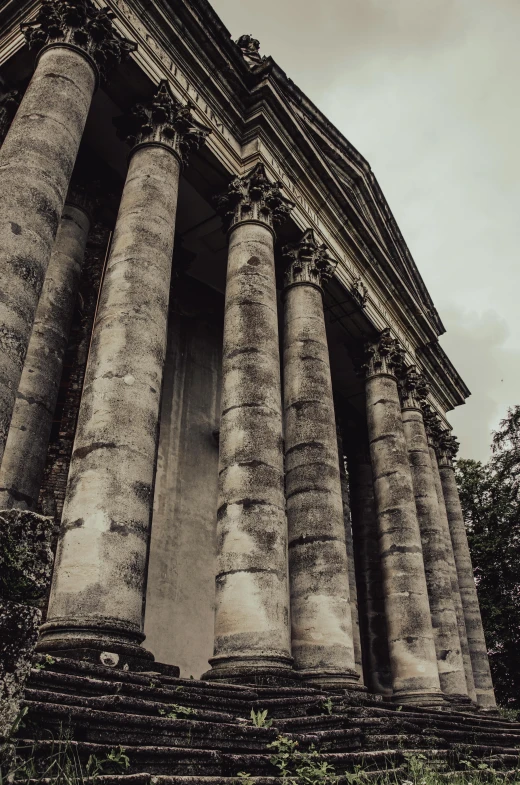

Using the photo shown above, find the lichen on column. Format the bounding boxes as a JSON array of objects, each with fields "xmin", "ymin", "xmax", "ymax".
[
  {"xmin": 437, "ymin": 431, "xmax": 498, "ymax": 711},
  {"xmin": 204, "ymin": 163, "xmax": 294, "ymax": 683},
  {"xmin": 0, "ymin": 0, "xmax": 135, "ymax": 462},
  {"xmin": 400, "ymin": 366, "xmax": 469, "ymax": 702},
  {"xmin": 282, "ymin": 229, "xmax": 359, "ymax": 688},
  {"xmin": 422, "ymin": 406, "xmax": 477, "ymax": 704},
  {"xmin": 0, "ymin": 186, "xmax": 93, "ymax": 511},
  {"xmin": 361, "ymin": 329, "xmax": 443, "ymax": 705},
  {"xmin": 38, "ymin": 82, "xmax": 209, "ymax": 660}
]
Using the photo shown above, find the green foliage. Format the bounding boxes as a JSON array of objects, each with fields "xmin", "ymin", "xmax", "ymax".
[
  {"xmin": 268, "ymin": 735, "xmax": 337, "ymax": 783},
  {"xmin": 157, "ymin": 703, "xmax": 194, "ymax": 719},
  {"xmin": 321, "ymin": 697, "xmax": 334, "ymax": 716},
  {"xmin": 455, "ymin": 406, "xmax": 520, "ymax": 709},
  {"xmin": 5, "ymin": 739, "xmax": 130, "ymax": 784},
  {"xmin": 250, "ymin": 708, "xmax": 273, "ymax": 728}
]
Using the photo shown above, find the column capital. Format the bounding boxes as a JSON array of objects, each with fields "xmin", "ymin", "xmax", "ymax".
[
  {"xmin": 399, "ymin": 364, "xmax": 429, "ymax": 410},
  {"xmin": 422, "ymin": 404, "xmax": 442, "ymax": 448},
  {"xmin": 359, "ymin": 328, "xmax": 406, "ymax": 380},
  {"xmin": 0, "ymin": 85, "xmax": 22, "ymax": 145},
  {"xmin": 115, "ymin": 81, "xmax": 210, "ymax": 166},
  {"xmin": 21, "ymin": 0, "xmax": 137, "ymax": 86},
  {"xmin": 216, "ymin": 162, "xmax": 294, "ymax": 235},
  {"xmin": 437, "ymin": 430, "xmax": 460, "ymax": 468},
  {"xmin": 282, "ymin": 228, "xmax": 336, "ymax": 292}
]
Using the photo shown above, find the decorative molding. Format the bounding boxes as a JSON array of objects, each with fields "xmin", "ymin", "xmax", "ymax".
[
  {"xmin": 350, "ymin": 276, "xmax": 368, "ymax": 308},
  {"xmin": 0, "ymin": 86, "xmax": 22, "ymax": 145},
  {"xmin": 359, "ymin": 328, "xmax": 406, "ymax": 380},
  {"xmin": 235, "ymin": 34, "xmax": 264, "ymax": 67},
  {"xmin": 399, "ymin": 364, "xmax": 429, "ymax": 410},
  {"xmin": 216, "ymin": 162, "xmax": 294, "ymax": 234},
  {"xmin": 282, "ymin": 228, "xmax": 336, "ymax": 291},
  {"xmin": 437, "ymin": 430, "xmax": 460, "ymax": 467},
  {"xmin": 21, "ymin": 0, "xmax": 137, "ymax": 84},
  {"xmin": 114, "ymin": 80, "xmax": 210, "ymax": 165}
]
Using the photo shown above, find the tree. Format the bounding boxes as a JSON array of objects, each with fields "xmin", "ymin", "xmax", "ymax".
[{"xmin": 455, "ymin": 406, "xmax": 520, "ymax": 709}]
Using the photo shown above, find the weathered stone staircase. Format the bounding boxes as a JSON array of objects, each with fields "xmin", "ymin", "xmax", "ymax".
[{"xmin": 14, "ymin": 654, "xmax": 520, "ymax": 782}]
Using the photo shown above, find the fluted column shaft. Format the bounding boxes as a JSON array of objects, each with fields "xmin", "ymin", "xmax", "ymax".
[
  {"xmin": 348, "ymin": 441, "xmax": 392, "ymax": 696},
  {"xmin": 427, "ymin": 436, "xmax": 477, "ymax": 703},
  {"xmin": 38, "ymin": 83, "xmax": 208, "ymax": 659},
  {"xmin": 400, "ymin": 370, "xmax": 468, "ymax": 700},
  {"xmin": 0, "ymin": 201, "xmax": 90, "ymax": 510},
  {"xmin": 437, "ymin": 436, "xmax": 497, "ymax": 710},
  {"xmin": 0, "ymin": 1, "xmax": 134, "ymax": 462},
  {"xmin": 362, "ymin": 330, "xmax": 442, "ymax": 704},
  {"xmin": 0, "ymin": 47, "xmax": 96, "ymax": 462},
  {"xmin": 282, "ymin": 230, "xmax": 358, "ymax": 688},
  {"xmin": 205, "ymin": 164, "xmax": 294, "ymax": 682}
]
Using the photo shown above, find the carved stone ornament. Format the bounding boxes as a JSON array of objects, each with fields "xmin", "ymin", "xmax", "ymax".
[
  {"xmin": 360, "ymin": 327, "xmax": 406, "ymax": 379},
  {"xmin": 282, "ymin": 228, "xmax": 337, "ymax": 291},
  {"xmin": 399, "ymin": 364, "xmax": 430, "ymax": 410},
  {"xmin": 235, "ymin": 34, "xmax": 264, "ymax": 67},
  {"xmin": 216, "ymin": 162, "xmax": 294, "ymax": 233},
  {"xmin": 114, "ymin": 80, "xmax": 210, "ymax": 166},
  {"xmin": 66, "ymin": 178, "xmax": 102, "ymax": 220},
  {"xmin": 21, "ymin": 0, "xmax": 137, "ymax": 85},
  {"xmin": 422, "ymin": 404, "xmax": 443, "ymax": 447},
  {"xmin": 350, "ymin": 276, "xmax": 368, "ymax": 308},
  {"xmin": 437, "ymin": 430, "xmax": 460, "ymax": 467},
  {"xmin": 0, "ymin": 86, "xmax": 22, "ymax": 146}
]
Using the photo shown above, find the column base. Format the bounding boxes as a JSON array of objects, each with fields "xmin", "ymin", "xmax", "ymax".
[
  {"xmin": 297, "ymin": 668, "xmax": 364, "ymax": 691},
  {"xmin": 37, "ymin": 615, "xmax": 153, "ymax": 664},
  {"xmin": 477, "ymin": 706, "xmax": 501, "ymax": 716},
  {"xmin": 392, "ymin": 690, "xmax": 446, "ymax": 708},
  {"xmin": 444, "ymin": 692, "xmax": 475, "ymax": 707},
  {"xmin": 201, "ymin": 654, "xmax": 296, "ymax": 686}
]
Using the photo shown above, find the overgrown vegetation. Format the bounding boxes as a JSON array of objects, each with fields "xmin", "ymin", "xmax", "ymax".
[
  {"xmin": 1, "ymin": 737, "xmax": 130, "ymax": 784},
  {"xmin": 157, "ymin": 703, "xmax": 194, "ymax": 719},
  {"xmin": 455, "ymin": 406, "xmax": 520, "ymax": 711},
  {"xmin": 250, "ymin": 708, "xmax": 273, "ymax": 728}
]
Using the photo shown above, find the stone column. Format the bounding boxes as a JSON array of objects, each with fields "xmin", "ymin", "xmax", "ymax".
[
  {"xmin": 282, "ymin": 229, "xmax": 359, "ymax": 688},
  {"xmin": 0, "ymin": 0, "xmax": 134, "ymax": 462},
  {"xmin": 400, "ymin": 367, "xmax": 469, "ymax": 702},
  {"xmin": 437, "ymin": 432, "xmax": 498, "ymax": 711},
  {"xmin": 203, "ymin": 163, "xmax": 294, "ymax": 683},
  {"xmin": 37, "ymin": 83, "xmax": 209, "ymax": 659},
  {"xmin": 347, "ymin": 434, "xmax": 393, "ymax": 696},
  {"xmin": 337, "ymin": 427, "xmax": 364, "ymax": 685},
  {"xmin": 0, "ymin": 191, "xmax": 92, "ymax": 510},
  {"xmin": 361, "ymin": 329, "xmax": 443, "ymax": 705},
  {"xmin": 422, "ymin": 408, "xmax": 477, "ymax": 704}
]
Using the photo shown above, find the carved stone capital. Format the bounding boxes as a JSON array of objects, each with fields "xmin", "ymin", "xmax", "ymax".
[
  {"xmin": 235, "ymin": 34, "xmax": 264, "ymax": 67},
  {"xmin": 422, "ymin": 404, "xmax": 444, "ymax": 449},
  {"xmin": 399, "ymin": 364, "xmax": 429, "ymax": 410},
  {"xmin": 282, "ymin": 229, "xmax": 336, "ymax": 292},
  {"xmin": 0, "ymin": 86, "xmax": 22, "ymax": 145},
  {"xmin": 66, "ymin": 178, "xmax": 102, "ymax": 219},
  {"xmin": 21, "ymin": 0, "xmax": 137, "ymax": 85},
  {"xmin": 351, "ymin": 276, "xmax": 368, "ymax": 308},
  {"xmin": 437, "ymin": 430, "xmax": 460, "ymax": 467},
  {"xmin": 216, "ymin": 162, "xmax": 294, "ymax": 235},
  {"xmin": 359, "ymin": 328, "xmax": 405, "ymax": 380},
  {"xmin": 114, "ymin": 81, "xmax": 210, "ymax": 165}
]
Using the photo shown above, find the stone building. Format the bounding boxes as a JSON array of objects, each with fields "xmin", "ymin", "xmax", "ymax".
[{"xmin": 0, "ymin": 0, "xmax": 498, "ymax": 730}]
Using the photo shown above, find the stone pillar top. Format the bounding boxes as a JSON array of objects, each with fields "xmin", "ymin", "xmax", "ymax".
[
  {"xmin": 437, "ymin": 431, "xmax": 460, "ymax": 468},
  {"xmin": 216, "ymin": 162, "xmax": 294, "ymax": 236},
  {"xmin": 282, "ymin": 228, "xmax": 337, "ymax": 292},
  {"xmin": 359, "ymin": 327, "xmax": 406, "ymax": 380},
  {"xmin": 115, "ymin": 80, "xmax": 210, "ymax": 165},
  {"xmin": 21, "ymin": 0, "xmax": 137, "ymax": 87},
  {"xmin": 399, "ymin": 364, "xmax": 429, "ymax": 411}
]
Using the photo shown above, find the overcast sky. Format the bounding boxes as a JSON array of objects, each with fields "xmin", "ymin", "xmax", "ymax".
[{"xmin": 211, "ymin": 0, "xmax": 520, "ymax": 462}]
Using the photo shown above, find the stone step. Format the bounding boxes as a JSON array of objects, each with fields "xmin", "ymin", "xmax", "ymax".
[
  {"xmin": 29, "ymin": 670, "xmax": 256, "ymax": 715},
  {"xmin": 24, "ymin": 689, "xmax": 244, "ymax": 725},
  {"xmin": 283, "ymin": 727, "xmax": 362, "ymax": 752},
  {"xmin": 340, "ymin": 704, "xmax": 520, "ymax": 735},
  {"xmin": 22, "ymin": 701, "xmax": 277, "ymax": 752},
  {"xmin": 245, "ymin": 695, "xmax": 328, "ymax": 717}
]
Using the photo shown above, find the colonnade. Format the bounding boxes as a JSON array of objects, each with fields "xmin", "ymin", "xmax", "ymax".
[{"xmin": 0, "ymin": 0, "xmax": 497, "ymax": 711}]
